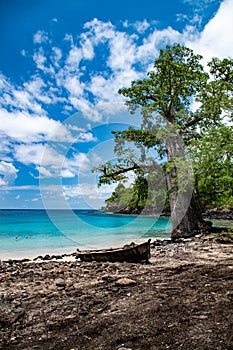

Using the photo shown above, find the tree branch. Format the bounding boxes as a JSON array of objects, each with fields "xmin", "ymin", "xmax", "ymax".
[
  {"xmin": 101, "ymin": 163, "xmax": 159, "ymax": 179},
  {"xmin": 145, "ymin": 93, "xmax": 158, "ymax": 102},
  {"xmin": 184, "ymin": 115, "xmax": 203, "ymax": 128}
]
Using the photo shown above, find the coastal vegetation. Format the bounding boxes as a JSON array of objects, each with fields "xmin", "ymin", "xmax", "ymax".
[{"xmin": 94, "ymin": 44, "xmax": 233, "ymax": 239}]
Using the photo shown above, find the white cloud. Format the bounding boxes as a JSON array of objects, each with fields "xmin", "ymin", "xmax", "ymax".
[
  {"xmin": 64, "ymin": 33, "xmax": 74, "ymax": 43},
  {"xmin": 136, "ymin": 26, "xmax": 181, "ymax": 66},
  {"xmin": 23, "ymin": 77, "xmax": 53, "ymax": 105},
  {"xmin": 33, "ymin": 48, "xmax": 46, "ymax": 69},
  {"xmin": 36, "ymin": 166, "xmax": 54, "ymax": 178},
  {"xmin": 87, "ymin": 69, "xmax": 139, "ymax": 106},
  {"xmin": 68, "ymin": 96, "xmax": 102, "ymax": 121},
  {"xmin": 14, "ymin": 143, "xmax": 55, "ymax": 166},
  {"xmin": 64, "ymin": 76, "xmax": 84, "ymax": 96},
  {"xmin": 33, "ymin": 30, "xmax": 49, "ymax": 44},
  {"xmin": 78, "ymin": 131, "xmax": 97, "ymax": 142},
  {"xmin": 0, "ymin": 178, "xmax": 7, "ymax": 186},
  {"xmin": 66, "ymin": 45, "xmax": 83, "ymax": 67},
  {"xmin": 0, "ymin": 74, "xmax": 8, "ymax": 90},
  {"xmin": 33, "ymin": 48, "xmax": 55, "ymax": 74},
  {"xmin": 14, "ymin": 144, "xmax": 88, "ymax": 172},
  {"xmin": 80, "ymin": 34, "xmax": 95, "ymax": 60},
  {"xmin": 0, "ymin": 161, "xmax": 18, "ymax": 186},
  {"xmin": 63, "ymin": 182, "xmax": 116, "ymax": 200},
  {"xmin": 0, "ymin": 137, "xmax": 13, "ymax": 161},
  {"xmin": 65, "ymin": 35, "xmax": 94, "ymax": 68},
  {"xmin": 107, "ymin": 32, "xmax": 137, "ymax": 71},
  {"xmin": 0, "ymin": 109, "xmax": 73, "ymax": 143},
  {"xmin": 13, "ymin": 142, "xmax": 90, "ymax": 179},
  {"xmin": 63, "ymin": 153, "xmax": 90, "ymax": 174},
  {"xmin": 12, "ymin": 89, "xmax": 43, "ymax": 114},
  {"xmin": 185, "ymin": 0, "xmax": 233, "ymax": 61},
  {"xmin": 83, "ymin": 18, "xmax": 115, "ymax": 43},
  {"xmin": 0, "ymin": 71, "xmax": 62, "ymax": 116},
  {"xmin": 21, "ymin": 49, "xmax": 27, "ymax": 57},
  {"xmin": 60, "ymin": 169, "xmax": 76, "ymax": 178},
  {"xmin": 52, "ymin": 47, "xmax": 62, "ymax": 67},
  {"xmin": 0, "ymin": 185, "xmax": 39, "ymax": 191},
  {"xmin": 76, "ymin": 22, "xmax": 181, "ymax": 106},
  {"xmin": 123, "ymin": 19, "xmax": 151, "ymax": 33},
  {"xmin": 134, "ymin": 20, "xmax": 151, "ymax": 33}
]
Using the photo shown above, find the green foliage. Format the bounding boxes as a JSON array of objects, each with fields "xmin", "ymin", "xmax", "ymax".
[
  {"xmin": 189, "ymin": 125, "xmax": 233, "ymax": 208},
  {"xmin": 119, "ymin": 43, "xmax": 208, "ymax": 127},
  {"xmin": 105, "ymin": 174, "xmax": 168, "ymax": 214},
  {"xmin": 94, "ymin": 43, "xmax": 233, "ymax": 216},
  {"xmin": 105, "ymin": 183, "xmax": 134, "ymax": 211}
]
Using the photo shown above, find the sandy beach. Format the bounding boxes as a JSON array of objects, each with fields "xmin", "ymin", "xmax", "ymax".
[
  {"xmin": 0, "ymin": 232, "xmax": 232, "ymax": 350},
  {"xmin": 0, "ymin": 247, "xmax": 78, "ymax": 263}
]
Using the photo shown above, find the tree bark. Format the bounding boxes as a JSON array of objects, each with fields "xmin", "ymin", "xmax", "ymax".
[{"xmin": 165, "ymin": 128, "xmax": 205, "ymax": 239}]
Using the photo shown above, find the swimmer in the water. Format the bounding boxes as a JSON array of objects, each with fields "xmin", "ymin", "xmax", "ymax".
[
  {"xmin": 15, "ymin": 236, "xmax": 18, "ymax": 240},
  {"xmin": 25, "ymin": 236, "xmax": 28, "ymax": 239}
]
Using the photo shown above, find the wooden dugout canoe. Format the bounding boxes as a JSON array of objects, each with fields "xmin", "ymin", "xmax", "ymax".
[{"xmin": 76, "ymin": 239, "xmax": 151, "ymax": 263}]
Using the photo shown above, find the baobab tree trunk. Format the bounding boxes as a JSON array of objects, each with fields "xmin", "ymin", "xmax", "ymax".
[
  {"xmin": 170, "ymin": 194, "xmax": 206, "ymax": 240},
  {"xmin": 165, "ymin": 128, "xmax": 205, "ymax": 239}
]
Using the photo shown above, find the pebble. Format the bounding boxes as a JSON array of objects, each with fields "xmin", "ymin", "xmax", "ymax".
[
  {"xmin": 54, "ymin": 278, "xmax": 66, "ymax": 287},
  {"xmin": 115, "ymin": 278, "xmax": 136, "ymax": 286}
]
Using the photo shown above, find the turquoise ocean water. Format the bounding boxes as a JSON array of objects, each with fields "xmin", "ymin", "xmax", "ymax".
[{"xmin": 0, "ymin": 209, "xmax": 172, "ymax": 259}]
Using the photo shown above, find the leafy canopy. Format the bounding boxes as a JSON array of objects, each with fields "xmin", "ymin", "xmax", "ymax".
[{"xmin": 94, "ymin": 44, "xmax": 233, "ymax": 212}]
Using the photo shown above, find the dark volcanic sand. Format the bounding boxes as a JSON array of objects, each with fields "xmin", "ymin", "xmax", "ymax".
[{"xmin": 0, "ymin": 233, "xmax": 232, "ymax": 350}]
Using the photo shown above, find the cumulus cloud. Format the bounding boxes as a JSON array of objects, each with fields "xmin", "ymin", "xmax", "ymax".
[
  {"xmin": 0, "ymin": 109, "xmax": 73, "ymax": 143},
  {"xmin": 33, "ymin": 47, "xmax": 55, "ymax": 74},
  {"xmin": 14, "ymin": 144, "xmax": 58, "ymax": 166},
  {"xmin": 14, "ymin": 142, "xmax": 89, "ymax": 179},
  {"xmin": 0, "ymin": 161, "xmax": 18, "ymax": 186},
  {"xmin": 63, "ymin": 182, "xmax": 116, "ymax": 200},
  {"xmin": 66, "ymin": 46, "xmax": 83, "ymax": 67},
  {"xmin": 185, "ymin": 0, "xmax": 233, "ymax": 61},
  {"xmin": 23, "ymin": 77, "xmax": 54, "ymax": 105},
  {"xmin": 60, "ymin": 169, "xmax": 76, "ymax": 178},
  {"xmin": 122, "ymin": 19, "xmax": 152, "ymax": 33},
  {"xmin": 64, "ymin": 76, "xmax": 84, "ymax": 96},
  {"xmin": 33, "ymin": 30, "xmax": 49, "ymax": 44}
]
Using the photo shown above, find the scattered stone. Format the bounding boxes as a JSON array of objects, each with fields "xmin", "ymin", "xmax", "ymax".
[
  {"xmin": 204, "ymin": 208, "xmax": 233, "ymax": 220},
  {"xmin": 54, "ymin": 278, "xmax": 66, "ymax": 287},
  {"xmin": 43, "ymin": 254, "xmax": 51, "ymax": 261},
  {"xmin": 115, "ymin": 278, "xmax": 136, "ymax": 286},
  {"xmin": 33, "ymin": 256, "xmax": 43, "ymax": 261}
]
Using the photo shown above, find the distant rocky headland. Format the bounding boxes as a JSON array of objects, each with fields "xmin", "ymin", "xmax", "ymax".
[{"xmin": 106, "ymin": 205, "xmax": 233, "ymax": 221}]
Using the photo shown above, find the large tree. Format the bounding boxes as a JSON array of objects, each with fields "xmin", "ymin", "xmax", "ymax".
[{"xmin": 95, "ymin": 44, "xmax": 233, "ymax": 239}]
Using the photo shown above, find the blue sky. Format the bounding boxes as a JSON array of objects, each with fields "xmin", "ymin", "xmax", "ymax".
[{"xmin": 0, "ymin": 0, "xmax": 232, "ymax": 209}]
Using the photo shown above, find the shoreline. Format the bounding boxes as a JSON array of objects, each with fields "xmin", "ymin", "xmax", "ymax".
[
  {"xmin": 0, "ymin": 236, "xmax": 171, "ymax": 262},
  {"xmin": 1, "ymin": 220, "xmax": 233, "ymax": 262},
  {"xmin": 0, "ymin": 246, "xmax": 78, "ymax": 262},
  {"xmin": 1, "ymin": 212, "xmax": 232, "ymax": 262},
  {"xmin": 106, "ymin": 208, "xmax": 233, "ymax": 220}
]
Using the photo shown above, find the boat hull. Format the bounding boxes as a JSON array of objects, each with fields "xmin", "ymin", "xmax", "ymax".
[{"xmin": 76, "ymin": 239, "xmax": 151, "ymax": 263}]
